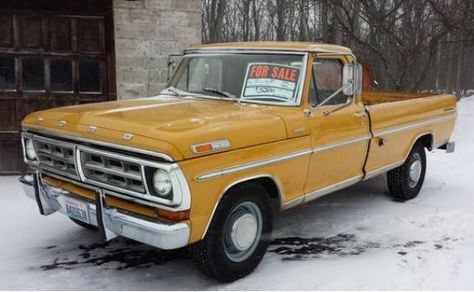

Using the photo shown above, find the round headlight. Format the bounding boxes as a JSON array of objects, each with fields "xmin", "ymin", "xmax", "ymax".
[
  {"xmin": 25, "ymin": 139, "xmax": 37, "ymax": 160},
  {"xmin": 152, "ymin": 169, "xmax": 172, "ymax": 197}
]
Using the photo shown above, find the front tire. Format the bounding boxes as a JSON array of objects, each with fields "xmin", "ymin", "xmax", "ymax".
[
  {"xmin": 387, "ymin": 142, "xmax": 427, "ymax": 201},
  {"xmin": 191, "ymin": 183, "xmax": 273, "ymax": 282}
]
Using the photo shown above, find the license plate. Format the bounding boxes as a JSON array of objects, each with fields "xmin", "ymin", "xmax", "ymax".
[{"xmin": 64, "ymin": 198, "xmax": 90, "ymax": 224}]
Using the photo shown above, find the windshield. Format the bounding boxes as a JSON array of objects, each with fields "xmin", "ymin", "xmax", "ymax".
[{"xmin": 165, "ymin": 53, "xmax": 306, "ymax": 106}]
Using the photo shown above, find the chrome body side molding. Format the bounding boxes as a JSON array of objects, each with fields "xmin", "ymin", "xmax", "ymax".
[
  {"xmin": 363, "ymin": 160, "xmax": 405, "ymax": 181},
  {"xmin": 195, "ymin": 149, "xmax": 313, "ymax": 181},
  {"xmin": 312, "ymin": 135, "xmax": 371, "ymax": 154},
  {"xmin": 195, "ymin": 135, "xmax": 371, "ymax": 181},
  {"xmin": 372, "ymin": 113, "xmax": 456, "ymax": 137},
  {"xmin": 282, "ymin": 175, "xmax": 363, "ymax": 210},
  {"xmin": 303, "ymin": 175, "xmax": 363, "ymax": 203}
]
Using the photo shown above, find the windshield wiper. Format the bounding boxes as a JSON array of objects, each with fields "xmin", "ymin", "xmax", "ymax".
[{"xmin": 203, "ymin": 87, "xmax": 241, "ymax": 104}]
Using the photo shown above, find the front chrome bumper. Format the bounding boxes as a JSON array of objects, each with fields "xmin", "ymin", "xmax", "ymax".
[{"xmin": 19, "ymin": 173, "xmax": 190, "ymax": 250}]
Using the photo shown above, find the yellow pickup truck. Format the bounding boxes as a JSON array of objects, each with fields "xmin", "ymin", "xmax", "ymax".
[{"xmin": 19, "ymin": 42, "xmax": 456, "ymax": 282}]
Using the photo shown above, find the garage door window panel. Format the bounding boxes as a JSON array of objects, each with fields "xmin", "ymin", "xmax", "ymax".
[
  {"xmin": 22, "ymin": 58, "xmax": 45, "ymax": 91},
  {"xmin": 0, "ymin": 14, "xmax": 14, "ymax": 48},
  {"xmin": 79, "ymin": 59, "xmax": 102, "ymax": 93},
  {"xmin": 0, "ymin": 57, "xmax": 16, "ymax": 90},
  {"xmin": 50, "ymin": 17, "xmax": 72, "ymax": 51},
  {"xmin": 19, "ymin": 15, "xmax": 44, "ymax": 50},
  {"xmin": 50, "ymin": 59, "xmax": 73, "ymax": 92}
]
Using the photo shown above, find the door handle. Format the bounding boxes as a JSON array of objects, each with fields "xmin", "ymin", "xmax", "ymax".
[{"xmin": 354, "ymin": 111, "xmax": 367, "ymax": 118}]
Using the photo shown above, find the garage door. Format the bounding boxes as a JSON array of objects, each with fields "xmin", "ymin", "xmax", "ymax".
[{"xmin": 0, "ymin": 0, "xmax": 115, "ymax": 173}]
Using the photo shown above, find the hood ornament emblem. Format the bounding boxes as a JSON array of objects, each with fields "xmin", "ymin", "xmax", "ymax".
[{"xmin": 122, "ymin": 133, "xmax": 134, "ymax": 141}]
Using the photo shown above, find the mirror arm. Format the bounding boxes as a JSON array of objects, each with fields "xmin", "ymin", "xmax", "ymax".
[
  {"xmin": 322, "ymin": 98, "xmax": 352, "ymax": 116},
  {"xmin": 312, "ymin": 81, "xmax": 352, "ymax": 110},
  {"xmin": 167, "ymin": 53, "xmax": 184, "ymax": 81}
]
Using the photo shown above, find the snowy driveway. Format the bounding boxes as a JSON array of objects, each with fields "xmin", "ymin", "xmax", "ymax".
[{"xmin": 1, "ymin": 97, "xmax": 474, "ymax": 290}]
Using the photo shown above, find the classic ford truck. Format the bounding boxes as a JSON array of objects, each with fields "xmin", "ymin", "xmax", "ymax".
[{"xmin": 19, "ymin": 42, "xmax": 456, "ymax": 282}]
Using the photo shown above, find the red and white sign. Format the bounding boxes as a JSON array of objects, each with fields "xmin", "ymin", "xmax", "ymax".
[{"xmin": 242, "ymin": 63, "xmax": 301, "ymax": 101}]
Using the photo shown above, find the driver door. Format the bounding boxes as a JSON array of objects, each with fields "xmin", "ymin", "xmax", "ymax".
[{"xmin": 303, "ymin": 57, "xmax": 370, "ymax": 200}]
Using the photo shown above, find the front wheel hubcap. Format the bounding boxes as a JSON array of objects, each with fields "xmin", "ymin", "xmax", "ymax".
[
  {"xmin": 408, "ymin": 153, "xmax": 422, "ymax": 188},
  {"xmin": 231, "ymin": 213, "xmax": 258, "ymax": 251},
  {"xmin": 224, "ymin": 201, "xmax": 262, "ymax": 262}
]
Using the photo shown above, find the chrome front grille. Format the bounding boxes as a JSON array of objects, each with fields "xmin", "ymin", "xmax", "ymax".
[
  {"xmin": 80, "ymin": 149, "xmax": 146, "ymax": 194},
  {"xmin": 23, "ymin": 131, "xmax": 189, "ymax": 208},
  {"xmin": 23, "ymin": 132, "xmax": 185, "ymax": 206},
  {"xmin": 33, "ymin": 137, "xmax": 79, "ymax": 179}
]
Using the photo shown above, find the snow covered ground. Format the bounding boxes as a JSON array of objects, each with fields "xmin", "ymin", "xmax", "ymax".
[{"xmin": 1, "ymin": 96, "xmax": 474, "ymax": 290}]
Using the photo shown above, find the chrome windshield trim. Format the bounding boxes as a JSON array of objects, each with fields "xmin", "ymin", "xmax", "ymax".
[
  {"xmin": 167, "ymin": 51, "xmax": 309, "ymax": 107},
  {"xmin": 195, "ymin": 148, "xmax": 313, "ymax": 181},
  {"xmin": 23, "ymin": 127, "xmax": 175, "ymax": 162},
  {"xmin": 373, "ymin": 113, "xmax": 456, "ymax": 137},
  {"xmin": 183, "ymin": 49, "xmax": 312, "ymax": 55}
]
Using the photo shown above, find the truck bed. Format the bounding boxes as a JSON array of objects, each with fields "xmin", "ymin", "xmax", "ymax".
[
  {"xmin": 361, "ymin": 91, "xmax": 434, "ymax": 105},
  {"xmin": 362, "ymin": 92, "xmax": 457, "ymax": 179}
]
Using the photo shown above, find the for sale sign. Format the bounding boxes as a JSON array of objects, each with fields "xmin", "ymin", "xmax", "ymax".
[{"xmin": 242, "ymin": 63, "xmax": 301, "ymax": 101}]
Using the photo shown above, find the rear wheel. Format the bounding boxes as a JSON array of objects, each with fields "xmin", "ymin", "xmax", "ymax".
[
  {"xmin": 387, "ymin": 142, "xmax": 427, "ymax": 201},
  {"xmin": 191, "ymin": 183, "xmax": 273, "ymax": 282},
  {"xmin": 69, "ymin": 218, "xmax": 99, "ymax": 231}
]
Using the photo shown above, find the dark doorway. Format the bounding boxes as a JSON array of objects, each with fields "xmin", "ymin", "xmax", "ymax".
[{"xmin": 0, "ymin": 0, "xmax": 116, "ymax": 174}]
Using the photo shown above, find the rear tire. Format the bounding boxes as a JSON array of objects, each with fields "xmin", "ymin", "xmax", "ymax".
[
  {"xmin": 191, "ymin": 182, "xmax": 273, "ymax": 282},
  {"xmin": 69, "ymin": 218, "xmax": 99, "ymax": 231},
  {"xmin": 387, "ymin": 142, "xmax": 427, "ymax": 201}
]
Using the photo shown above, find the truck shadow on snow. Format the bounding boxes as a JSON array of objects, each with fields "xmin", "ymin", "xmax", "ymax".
[
  {"xmin": 268, "ymin": 234, "xmax": 381, "ymax": 261},
  {"xmin": 40, "ymin": 238, "xmax": 190, "ymax": 271},
  {"xmin": 40, "ymin": 234, "xmax": 379, "ymax": 271},
  {"xmin": 38, "ymin": 233, "xmax": 456, "ymax": 271}
]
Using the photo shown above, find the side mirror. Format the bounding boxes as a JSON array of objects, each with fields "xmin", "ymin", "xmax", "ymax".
[
  {"xmin": 342, "ymin": 64, "xmax": 354, "ymax": 96},
  {"xmin": 354, "ymin": 64, "xmax": 363, "ymax": 96},
  {"xmin": 342, "ymin": 63, "xmax": 363, "ymax": 96}
]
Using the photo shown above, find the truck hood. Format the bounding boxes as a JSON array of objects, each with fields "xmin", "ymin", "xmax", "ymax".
[{"xmin": 22, "ymin": 97, "xmax": 289, "ymax": 160}]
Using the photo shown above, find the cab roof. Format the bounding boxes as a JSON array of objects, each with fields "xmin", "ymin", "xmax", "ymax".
[{"xmin": 187, "ymin": 41, "xmax": 353, "ymax": 54}]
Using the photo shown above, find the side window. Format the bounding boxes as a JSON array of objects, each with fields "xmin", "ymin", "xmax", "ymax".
[{"xmin": 311, "ymin": 59, "xmax": 347, "ymax": 106}]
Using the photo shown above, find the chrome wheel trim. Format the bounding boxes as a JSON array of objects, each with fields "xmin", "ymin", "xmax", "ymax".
[
  {"xmin": 408, "ymin": 153, "xmax": 422, "ymax": 188},
  {"xmin": 224, "ymin": 201, "xmax": 262, "ymax": 262}
]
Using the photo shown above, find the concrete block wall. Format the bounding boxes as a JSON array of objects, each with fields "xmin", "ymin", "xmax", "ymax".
[{"xmin": 113, "ymin": 0, "xmax": 201, "ymax": 99}]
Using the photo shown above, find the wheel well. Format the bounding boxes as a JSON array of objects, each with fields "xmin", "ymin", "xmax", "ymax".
[
  {"xmin": 416, "ymin": 134, "xmax": 434, "ymax": 151},
  {"xmin": 224, "ymin": 176, "xmax": 281, "ymax": 213}
]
